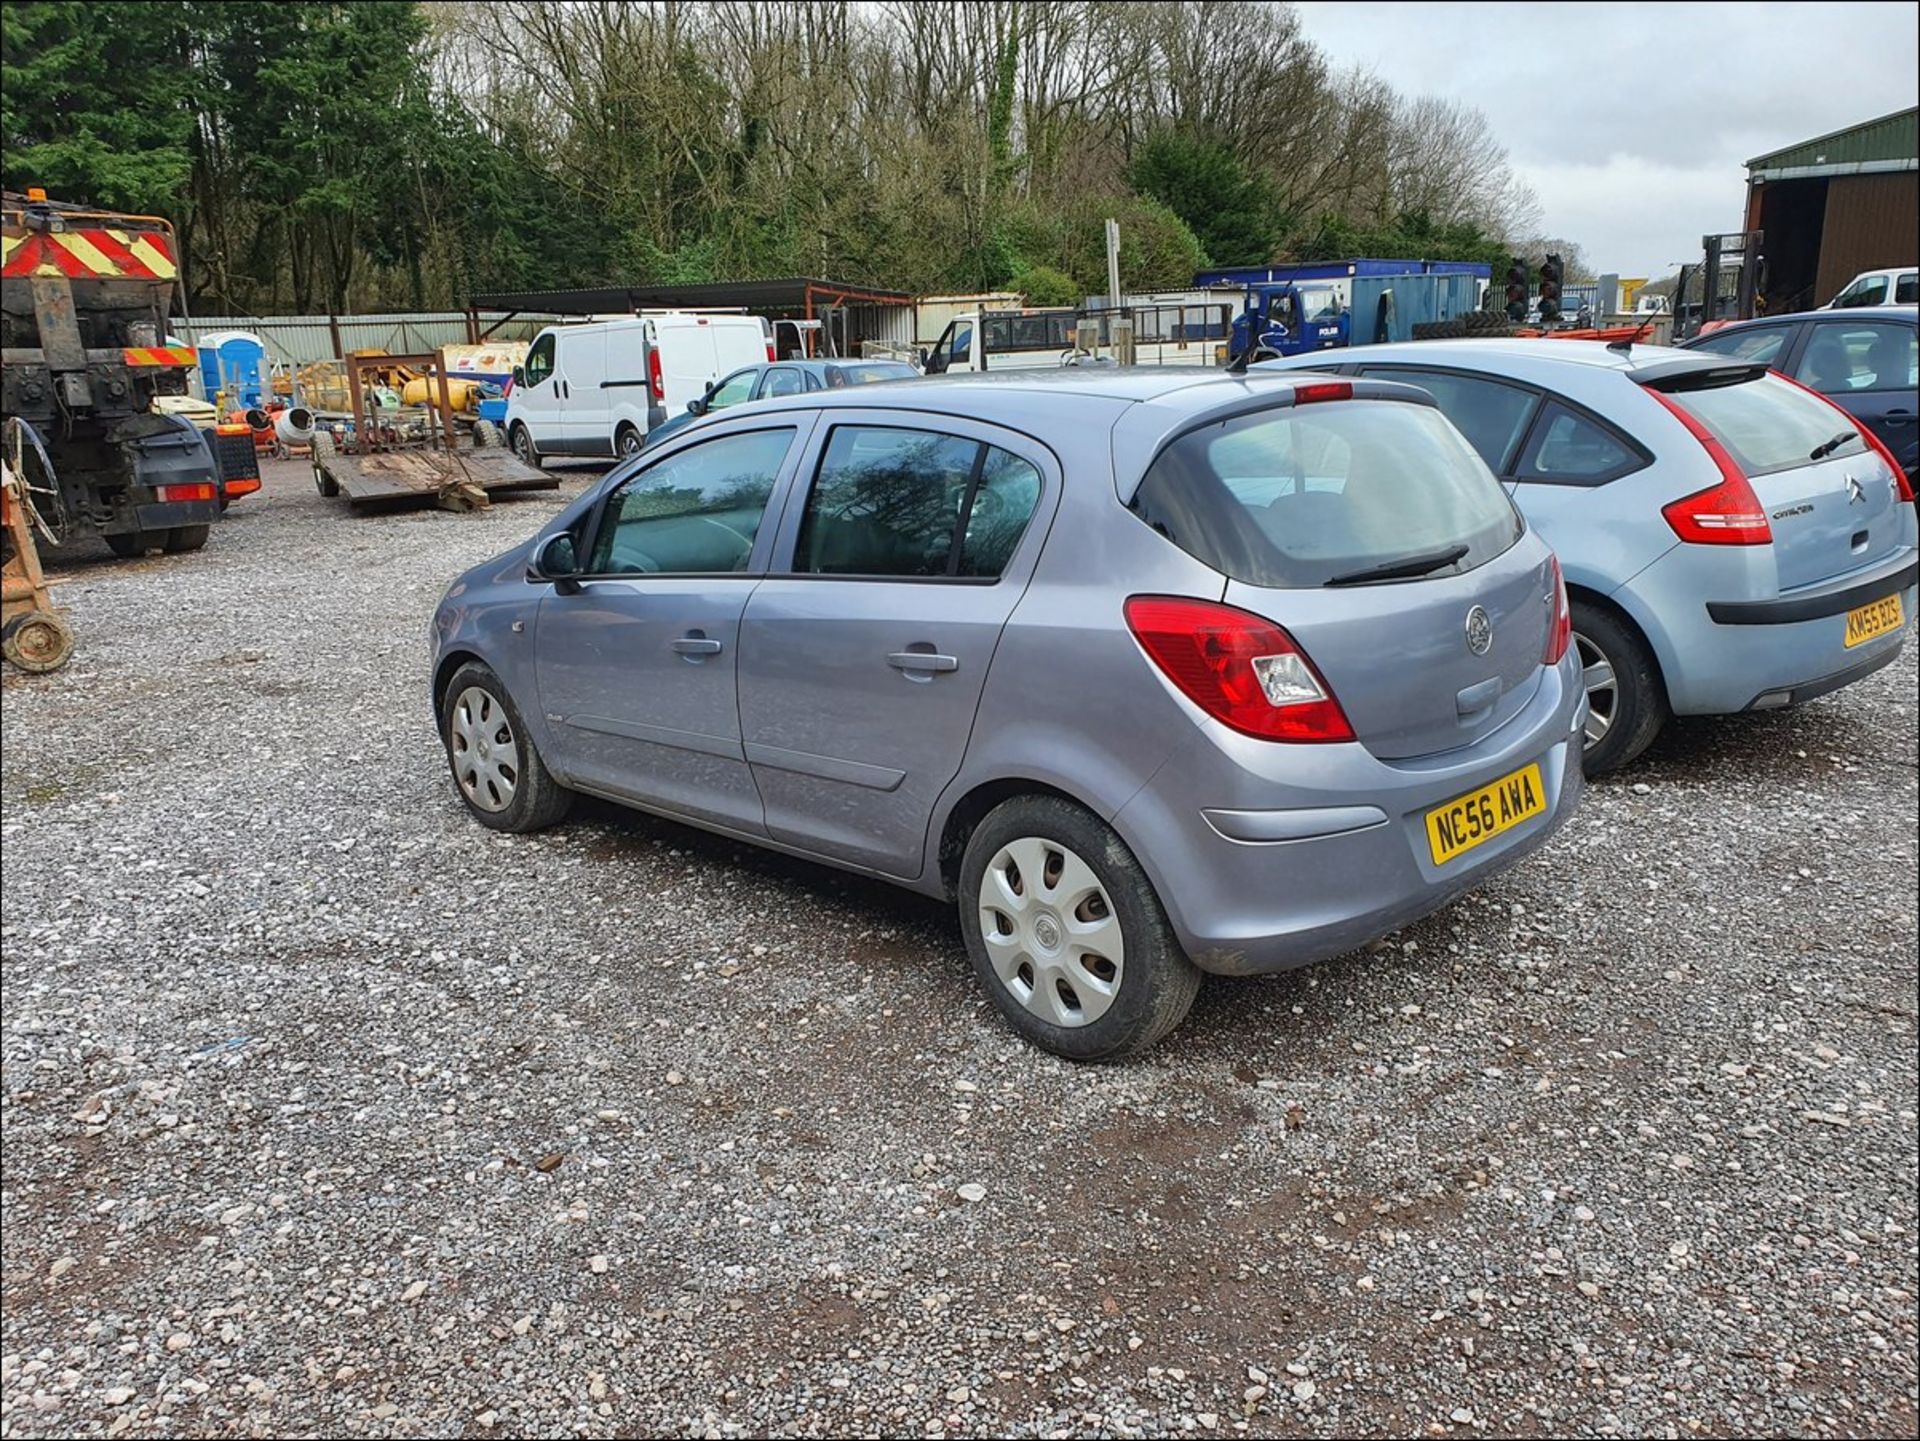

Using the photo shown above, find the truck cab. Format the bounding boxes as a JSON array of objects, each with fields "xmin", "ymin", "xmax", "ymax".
[{"xmin": 1229, "ymin": 282, "xmax": 1350, "ymax": 361}]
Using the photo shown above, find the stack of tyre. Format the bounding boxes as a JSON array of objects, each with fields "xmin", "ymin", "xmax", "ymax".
[{"xmin": 1411, "ymin": 311, "xmax": 1514, "ymax": 341}]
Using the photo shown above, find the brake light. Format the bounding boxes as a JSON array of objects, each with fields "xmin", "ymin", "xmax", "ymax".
[
  {"xmin": 159, "ymin": 482, "xmax": 218, "ymax": 503},
  {"xmin": 1293, "ymin": 380, "xmax": 1352, "ymax": 404},
  {"xmin": 767, "ymin": 341, "xmax": 777, "ymax": 362},
  {"xmin": 1771, "ymin": 369, "xmax": 1915, "ymax": 502},
  {"xmin": 1646, "ymin": 388, "xmax": 1772, "ymax": 545},
  {"xmin": 648, "ymin": 347, "xmax": 664, "ymax": 402},
  {"xmin": 1544, "ymin": 555, "xmax": 1571, "ymax": 665},
  {"xmin": 1124, "ymin": 595, "xmax": 1354, "ymax": 743}
]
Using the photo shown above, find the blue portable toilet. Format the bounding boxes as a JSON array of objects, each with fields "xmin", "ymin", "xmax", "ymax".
[{"xmin": 196, "ymin": 331, "xmax": 268, "ymax": 410}]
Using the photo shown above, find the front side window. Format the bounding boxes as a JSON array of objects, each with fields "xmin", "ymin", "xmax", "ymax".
[
  {"xmin": 793, "ymin": 426, "xmax": 1041, "ymax": 579},
  {"xmin": 707, "ymin": 370, "xmax": 758, "ymax": 409},
  {"xmin": 1130, "ymin": 401, "xmax": 1521, "ymax": 589},
  {"xmin": 1833, "ymin": 276, "xmax": 1889, "ymax": 308},
  {"xmin": 1794, "ymin": 323, "xmax": 1917, "ymax": 393},
  {"xmin": 588, "ymin": 428, "xmax": 793, "ymax": 575},
  {"xmin": 1358, "ymin": 366, "xmax": 1539, "ymax": 473},
  {"xmin": 950, "ymin": 321, "xmax": 973, "ymax": 365},
  {"xmin": 1687, "ymin": 324, "xmax": 1792, "ymax": 366},
  {"xmin": 524, "ymin": 334, "xmax": 556, "ymax": 387},
  {"xmin": 1514, "ymin": 401, "xmax": 1645, "ymax": 484}
]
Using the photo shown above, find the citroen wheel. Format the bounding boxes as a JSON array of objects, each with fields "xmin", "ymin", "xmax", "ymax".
[
  {"xmin": 959, "ymin": 795, "xmax": 1200, "ymax": 1060},
  {"xmin": 1571, "ymin": 600, "xmax": 1667, "ymax": 775},
  {"xmin": 439, "ymin": 661, "xmax": 573, "ymax": 833}
]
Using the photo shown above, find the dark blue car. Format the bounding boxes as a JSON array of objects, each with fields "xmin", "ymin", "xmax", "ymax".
[
  {"xmin": 1683, "ymin": 305, "xmax": 1919, "ymax": 481},
  {"xmin": 644, "ymin": 358, "xmax": 919, "ymax": 448}
]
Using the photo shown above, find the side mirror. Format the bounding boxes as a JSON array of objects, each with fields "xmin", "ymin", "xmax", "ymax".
[
  {"xmin": 919, "ymin": 348, "xmax": 930, "ymax": 370},
  {"xmin": 687, "ymin": 397, "xmax": 707, "ymax": 416},
  {"xmin": 511, "ymin": 365, "xmax": 525, "ymax": 387},
  {"xmin": 534, "ymin": 531, "xmax": 582, "ymax": 594}
]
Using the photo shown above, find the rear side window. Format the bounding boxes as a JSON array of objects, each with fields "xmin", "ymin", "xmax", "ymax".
[
  {"xmin": 1358, "ymin": 366, "xmax": 1539, "ymax": 472},
  {"xmin": 1897, "ymin": 274, "xmax": 1918, "ymax": 304},
  {"xmin": 1662, "ymin": 374, "xmax": 1867, "ymax": 476},
  {"xmin": 825, "ymin": 363, "xmax": 918, "ymax": 387},
  {"xmin": 1687, "ymin": 325, "xmax": 1792, "ymax": 366},
  {"xmin": 1130, "ymin": 401, "xmax": 1522, "ymax": 589},
  {"xmin": 1794, "ymin": 322, "xmax": 1917, "ymax": 393},
  {"xmin": 1514, "ymin": 401, "xmax": 1647, "ymax": 485},
  {"xmin": 589, "ymin": 428, "xmax": 793, "ymax": 575},
  {"xmin": 793, "ymin": 426, "xmax": 1042, "ymax": 579}
]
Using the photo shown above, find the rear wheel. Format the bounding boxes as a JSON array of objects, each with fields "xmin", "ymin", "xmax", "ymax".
[
  {"xmin": 471, "ymin": 418, "xmax": 501, "ymax": 449},
  {"xmin": 104, "ymin": 531, "xmax": 164, "ymax": 559},
  {"xmin": 959, "ymin": 795, "xmax": 1200, "ymax": 1060},
  {"xmin": 1571, "ymin": 600, "xmax": 1667, "ymax": 775},
  {"xmin": 164, "ymin": 524, "xmax": 210, "ymax": 554},
  {"xmin": 439, "ymin": 661, "xmax": 572, "ymax": 833}
]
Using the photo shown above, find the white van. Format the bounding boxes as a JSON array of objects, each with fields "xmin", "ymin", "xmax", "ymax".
[
  {"xmin": 1825, "ymin": 267, "xmax": 1919, "ymax": 309},
  {"xmin": 506, "ymin": 313, "xmax": 769, "ymax": 463}
]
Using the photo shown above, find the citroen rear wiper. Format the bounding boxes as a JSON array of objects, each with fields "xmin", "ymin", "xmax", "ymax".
[
  {"xmin": 1810, "ymin": 429, "xmax": 1857, "ymax": 460},
  {"xmin": 1324, "ymin": 544, "xmax": 1469, "ymax": 587}
]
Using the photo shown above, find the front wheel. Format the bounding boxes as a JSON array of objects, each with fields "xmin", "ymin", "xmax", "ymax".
[
  {"xmin": 1571, "ymin": 600, "xmax": 1667, "ymax": 775},
  {"xmin": 615, "ymin": 424, "xmax": 643, "ymax": 458},
  {"xmin": 959, "ymin": 795, "xmax": 1200, "ymax": 1060},
  {"xmin": 511, "ymin": 425, "xmax": 541, "ymax": 469},
  {"xmin": 439, "ymin": 661, "xmax": 572, "ymax": 833}
]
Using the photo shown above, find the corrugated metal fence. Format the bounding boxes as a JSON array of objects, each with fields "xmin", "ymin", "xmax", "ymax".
[{"xmin": 171, "ymin": 312, "xmax": 562, "ymax": 368}]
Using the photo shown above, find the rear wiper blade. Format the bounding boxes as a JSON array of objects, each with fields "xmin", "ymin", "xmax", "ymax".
[
  {"xmin": 1324, "ymin": 544, "xmax": 1469, "ymax": 587},
  {"xmin": 1810, "ymin": 429, "xmax": 1857, "ymax": 460}
]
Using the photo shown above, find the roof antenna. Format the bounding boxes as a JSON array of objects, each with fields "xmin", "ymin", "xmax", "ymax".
[{"xmin": 1607, "ymin": 318, "xmax": 1655, "ymax": 354}]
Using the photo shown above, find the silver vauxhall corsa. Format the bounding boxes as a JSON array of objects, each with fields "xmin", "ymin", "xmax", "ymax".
[{"xmin": 430, "ymin": 370, "xmax": 1587, "ymax": 1058}]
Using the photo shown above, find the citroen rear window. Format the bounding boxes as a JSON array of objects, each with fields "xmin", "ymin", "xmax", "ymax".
[
  {"xmin": 1130, "ymin": 401, "xmax": 1523, "ymax": 588},
  {"xmin": 1662, "ymin": 373, "xmax": 1868, "ymax": 476}
]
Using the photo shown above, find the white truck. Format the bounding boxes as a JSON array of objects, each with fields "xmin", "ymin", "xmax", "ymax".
[
  {"xmin": 920, "ymin": 305, "xmax": 1233, "ymax": 374},
  {"xmin": 506, "ymin": 312, "xmax": 769, "ymax": 464}
]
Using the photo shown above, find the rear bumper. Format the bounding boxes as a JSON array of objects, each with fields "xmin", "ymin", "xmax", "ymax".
[
  {"xmin": 1706, "ymin": 555, "xmax": 1917, "ymax": 624},
  {"xmin": 127, "ymin": 499, "xmax": 222, "ymax": 532},
  {"xmin": 1114, "ymin": 654, "xmax": 1586, "ymax": 977}
]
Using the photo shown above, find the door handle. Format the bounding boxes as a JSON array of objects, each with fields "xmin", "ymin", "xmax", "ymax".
[
  {"xmin": 1883, "ymin": 410, "xmax": 1914, "ymax": 425},
  {"xmin": 888, "ymin": 651, "xmax": 958, "ymax": 673},
  {"xmin": 560, "ymin": 380, "xmax": 570, "ymax": 399},
  {"xmin": 672, "ymin": 636, "xmax": 723, "ymax": 656}
]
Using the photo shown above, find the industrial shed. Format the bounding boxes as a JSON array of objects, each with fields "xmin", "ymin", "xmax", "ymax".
[{"xmin": 1745, "ymin": 107, "xmax": 1917, "ymax": 312}]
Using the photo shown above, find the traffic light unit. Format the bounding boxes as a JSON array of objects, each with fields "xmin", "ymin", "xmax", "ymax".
[
  {"xmin": 1538, "ymin": 253, "xmax": 1564, "ymax": 323},
  {"xmin": 1504, "ymin": 259, "xmax": 1530, "ymax": 322}
]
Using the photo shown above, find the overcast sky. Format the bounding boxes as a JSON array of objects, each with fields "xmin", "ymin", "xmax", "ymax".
[{"xmin": 1292, "ymin": 0, "xmax": 1920, "ymax": 278}]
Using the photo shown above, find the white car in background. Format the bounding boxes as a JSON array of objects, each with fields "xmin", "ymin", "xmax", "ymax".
[
  {"xmin": 507, "ymin": 313, "xmax": 770, "ymax": 464},
  {"xmin": 1826, "ymin": 267, "xmax": 1919, "ymax": 308}
]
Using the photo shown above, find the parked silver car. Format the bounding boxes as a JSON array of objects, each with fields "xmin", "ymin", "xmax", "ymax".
[
  {"xmin": 430, "ymin": 370, "xmax": 1587, "ymax": 1057},
  {"xmin": 1259, "ymin": 342, "xmax": 1919, "ymax": 772}
]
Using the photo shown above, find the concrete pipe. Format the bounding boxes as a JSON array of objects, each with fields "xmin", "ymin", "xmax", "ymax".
[{"xmin": 274, "ymin": 407, "xmax": 315, "ymax": 444}]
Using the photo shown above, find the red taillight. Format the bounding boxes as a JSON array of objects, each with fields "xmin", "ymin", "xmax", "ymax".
[
  {"xmin": 159, "ymin": 482, "xmax": 218, "ymax": 503},
  {"xmin": 648, "ymin": 347, "xmax": 664, "ymax": 402},
  {"xmin": 1293, "ymin": 380, "xmax": 1352, "ymax": 404},
  {"xmin": 1544, "ymin": 555, "xmax": 1571, "ymax": 665},
  {"xmin": 1646, "ymin": 388, "xmax": 1772, "ymax": 545},
  {"xmin": 766, "ymin": 341, "xmax": 777, "ymax": 362},
  {"xmin": 222, "ymin": 477, "xmax": 262, "ymax": 499},
  {"xmin": 1770, "ymin": 369, "xmax": 1915, "ymax": 502},
  {"xmin": 1124, "ymin": 595, "xmax": 1354, "ymax": 743}
]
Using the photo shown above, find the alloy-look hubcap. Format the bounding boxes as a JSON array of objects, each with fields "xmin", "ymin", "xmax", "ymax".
[
  {"xmin": 978, "ymin": 837, "xmax": 1125, "ymax": 1028},
  {"xmin": 1573, "ymin": 631, "xmax": 1618, "ymax": 750},
  {"xmin": 450, "ymin": 685, "xmax": 518, "ymax": 811}
]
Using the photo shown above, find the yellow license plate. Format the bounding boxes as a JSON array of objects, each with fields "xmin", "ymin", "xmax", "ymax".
[
  {"xmin": 1843, "ymin": 593, "xmax": 1904, "ymax": 648},
  {"xmin": 1425, "ymin": 763, "xmax": 1547, "ymax": 867}
]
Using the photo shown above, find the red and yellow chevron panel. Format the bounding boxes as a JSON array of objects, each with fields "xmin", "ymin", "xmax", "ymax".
[
  {"xmin": 121, "ymin": 346, "xmax": 197, "ymax": 367},
  {"xmin": 1, "ymin": 226, "xmax": 179, "ymax": 281}
]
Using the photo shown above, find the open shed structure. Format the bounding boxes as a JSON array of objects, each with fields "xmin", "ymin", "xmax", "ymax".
[
  {"xmin": 1745, "ymin": 107, "xmax": 1918, "ymax": 313},
  {"xmin": 466, "ymin": 278, "xmax": 916, "ymax": 359}
]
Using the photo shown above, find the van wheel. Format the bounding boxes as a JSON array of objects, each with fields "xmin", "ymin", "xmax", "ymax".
[
  {"xmin": 511, "ymin": 425, "xmax": 541, "ymax": 469},
  {"xmin": 959, "ymin": 795, "xmax": 1200, "ymax": 1060},
  {"xmin": 615, "ymin": 424, "xmax": 643, "ymax": 458},
  {"xmin": 1571, "ymin": 601, "xmax": 1666, "ymax": 775}
]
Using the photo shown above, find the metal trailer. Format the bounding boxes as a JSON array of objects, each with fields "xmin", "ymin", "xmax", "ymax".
[
  {"xmin": 1, "ymin": 190, "xmax": 228, "ymax": 558},
  {"xmin": 1, "ymin": 455, "xmax": 73, "ymax": 672},
  {"xmin": 310, "ymin": 348, "xmax": 555, "ymax": 513}
]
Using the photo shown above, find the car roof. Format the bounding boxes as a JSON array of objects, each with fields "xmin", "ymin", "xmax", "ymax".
[{"xmin": 1259, "ymin": 337, "xmax": 1721, "ymax": 376}]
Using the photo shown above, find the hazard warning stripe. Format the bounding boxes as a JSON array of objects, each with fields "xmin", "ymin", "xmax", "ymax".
[
  {"xmin": 121, "ymin": 346, "xmax": 198, "ymax": 367},
  {"xmin": 0, "ymin": 227, "xmax": 178, "ymax": 280}
]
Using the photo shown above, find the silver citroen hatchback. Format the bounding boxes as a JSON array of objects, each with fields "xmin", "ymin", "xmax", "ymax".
[{"xmin": 430, "ymin": 370, "xmax": 1586, "ymax": 1058}]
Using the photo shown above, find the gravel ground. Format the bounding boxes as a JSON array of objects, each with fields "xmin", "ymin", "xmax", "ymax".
[{"xmin": 3, "ymin": 458, "xmax": 1916, "ymax": 1440}]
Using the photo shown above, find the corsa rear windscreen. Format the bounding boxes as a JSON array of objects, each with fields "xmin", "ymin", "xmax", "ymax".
[{"xmin": 1130, "ymin": 401, "xmax": 1522, "ymax": 588}]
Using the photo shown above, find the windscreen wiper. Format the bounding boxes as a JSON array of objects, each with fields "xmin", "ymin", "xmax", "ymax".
[
  {"xmin": 1324, "ymin": 544, "xmax": 1469, "ymax": 587},
  {"xmin": 1810, "ymin": 429, "xmax": 1857, "ymax": 460}
]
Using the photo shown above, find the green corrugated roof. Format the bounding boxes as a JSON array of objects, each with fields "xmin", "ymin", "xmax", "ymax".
[{"xmin": 1747, "ymin": 107, "xmax": 1917, "ymax": 175}]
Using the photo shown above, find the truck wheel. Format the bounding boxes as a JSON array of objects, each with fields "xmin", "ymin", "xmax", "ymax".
[
  {"xmin": 2, "ymin": 611, "xmax": 75, "ymax": 674},
  {"xmin": 105, "ymin": 531, "xmax": 163, "ymax": 559},
  {"xmin": 165, "ymin": 525, "xmax": 211, "ymax": 554},
  {"xmin": 471, "ymin": 419, "xmax": 501, "ymax": 449}
]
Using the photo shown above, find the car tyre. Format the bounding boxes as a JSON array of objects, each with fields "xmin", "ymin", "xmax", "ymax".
[
  {"xmin": 959, "ymin": 794, "xmax": 1200, "ymax": 1060},
  {"xmin": 615, "ymin": 424, "xmax": 643, "ymax": 458},
  {"xmin": 1571, "ymin": 600, "xmax": 1666, "ymax": 775},
  {"xmin": 439, "ymin": 661, "xmax": 573, "ymax": 833},
  {"xmin": 511, "ymin": 424, "xmax": 542, "ymax": 469}
]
